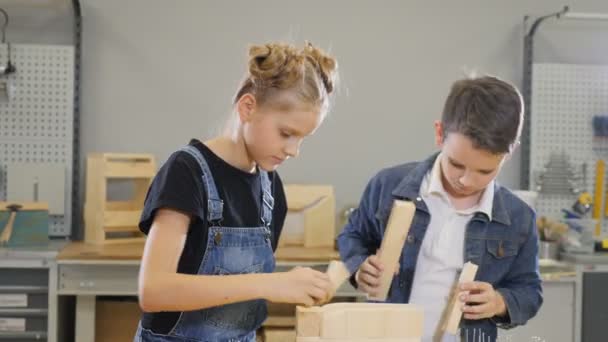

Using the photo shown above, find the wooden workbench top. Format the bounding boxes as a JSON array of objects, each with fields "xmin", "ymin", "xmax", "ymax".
[
  {"xmin": 57, "ymin": 241, "xmax": 145, "ymax": 260},
  {"xmin": 57, "ymin": 241, "xmax": 340, "ymax": 262}
]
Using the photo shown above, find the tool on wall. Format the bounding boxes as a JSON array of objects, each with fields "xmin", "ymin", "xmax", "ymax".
[
  {"xmin": 535, "ymin": 152, "xmax": 582, "ymax": 195},
  {"xmin": 593, "ymin": 159, "xmax": 605, "ymax": 236},
  {"xmin": 0, "ymin": 8, "xmax": 15, "ymax": 76},
  {"xmin": 0, "ymin": 202, "xmax": 49, "ymax": 246},
  {"xmin": 592, "ymin": 115, "xmax": 608, "ymax": 152},
  {"xmin": 571, "ymin": 192, "xmax": 593, "ymax": 217},
  {"xmin": 0, "ymin": 203, "xmax": 21, "ymax": 245}
]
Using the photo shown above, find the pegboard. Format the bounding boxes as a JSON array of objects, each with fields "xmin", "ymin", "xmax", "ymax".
[
  {"xmin": 530, "ymin": 63, "xmax": 608, "ymax": 236},
  {"xmin": 0, "ymin": 44, "xmax": 74, "ymax": 236}
]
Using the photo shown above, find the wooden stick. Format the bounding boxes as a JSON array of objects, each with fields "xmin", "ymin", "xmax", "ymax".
[
  {"xmin": 444, "ymin": 262, "xmax": 479, "ymax": 334},
  {"xmin": 369, "ymin": 200, "xmax": 416, "ymax": 301}
]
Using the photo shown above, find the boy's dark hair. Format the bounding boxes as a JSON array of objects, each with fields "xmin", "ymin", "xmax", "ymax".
[{"xmin": 441, "ymin": 75, "xmax": 523, "ymax": 154}]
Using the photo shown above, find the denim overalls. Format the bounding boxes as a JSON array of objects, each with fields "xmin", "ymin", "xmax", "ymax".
[{"xmin": 135, "ymin": 145, "xmax": 276, "ymax": 342}]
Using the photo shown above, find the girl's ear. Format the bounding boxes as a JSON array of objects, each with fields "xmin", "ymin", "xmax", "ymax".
[{"xmin": 237, "ymin": 93, "xmax": 257, "ymax": 123}]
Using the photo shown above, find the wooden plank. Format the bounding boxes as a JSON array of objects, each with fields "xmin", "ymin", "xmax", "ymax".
[
  {"xmin": 105, "ymin": 201, "xmax": 140, "ymax": 211},
  {"xmin": 369, "ymin": 200, "xmax": 415, "ymax": 301},
  {"xmin": 104, "ymin": 162, "xmax": 155, "ymax": 179},
  {"xmin": 102, "ymin": 153, "xmax": 155, "ymax": 161},
  {"xmin": 444, "ymin": 261, "xmax": 479, "ymax": 335},
  {"xmin": 103, "ymin": 210, "xmax": 141, "ymax": 228}
]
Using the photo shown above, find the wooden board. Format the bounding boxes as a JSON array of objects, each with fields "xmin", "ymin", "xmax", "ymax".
[
  {"xmin": 369, "ymin": 200, "xmax": 416, "ymax": 301},
  {"xmin": 443, "ymin": 261, "xmax": 479, "ymax": 335}
]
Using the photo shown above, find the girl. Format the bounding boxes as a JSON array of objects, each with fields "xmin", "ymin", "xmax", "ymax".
[{"xmin": 135, "ymin": 42, "xmax": 339, "ymax": 342}]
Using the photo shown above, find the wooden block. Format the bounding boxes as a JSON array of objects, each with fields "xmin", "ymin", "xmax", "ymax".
[
  {"xmin": 444, "ymin": 261, "xmax": 479, "ymax": 335},
  {"xmin": 321, "ymin": 260, "xmax": 351, "ymax": 304},
  {"xmin": 296, "ymin": 303, "xmax": 423, "ymax": 341},
  {"xmin": 369, "ymin": 200, "xmax": 416, "ymax": 301},
  {"xmin": 296, "ymin": 306, "xmax": 323, "ymax": 337}
]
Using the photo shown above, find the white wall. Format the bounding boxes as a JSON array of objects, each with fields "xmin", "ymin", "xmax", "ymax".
[{"xmin": 5, "ymin": 0, "xmax": 608, "ymax": 220}]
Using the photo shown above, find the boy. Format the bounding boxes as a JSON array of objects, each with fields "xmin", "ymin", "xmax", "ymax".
[{"xmin": 337, "ymin": 75, "xmax": 542, "ymax": 341}]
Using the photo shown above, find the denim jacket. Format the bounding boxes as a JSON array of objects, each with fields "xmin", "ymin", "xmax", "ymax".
[{"xmin": 337, "ymin": 153, "xmax": 543, "ymax": 340}]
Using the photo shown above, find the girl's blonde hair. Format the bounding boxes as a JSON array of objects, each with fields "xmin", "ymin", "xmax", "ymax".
[{"xmin": 233, "ymin": 41, "xmax": 338, "ymax": 115}]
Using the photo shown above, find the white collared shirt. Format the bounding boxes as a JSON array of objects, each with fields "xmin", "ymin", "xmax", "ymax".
[{"xmin": 408, "ymin": 153, "xmax": 494, "ymax": 342}]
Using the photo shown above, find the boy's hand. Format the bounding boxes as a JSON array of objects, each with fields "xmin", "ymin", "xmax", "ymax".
[
  {"xmin": 458, "ymin": 281, "xmax": 507, "ymax": 320},
  {"xmin": 355, "ymin": 255, "xmax": 400, "ymax": 298}
]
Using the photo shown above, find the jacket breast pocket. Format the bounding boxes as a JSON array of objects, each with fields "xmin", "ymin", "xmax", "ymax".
[{"xmin": 486, "ymin": 239, "xmax": 518, "ymax": 259}]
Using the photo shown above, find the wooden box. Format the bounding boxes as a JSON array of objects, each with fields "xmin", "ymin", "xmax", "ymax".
[{"xmin": 280, "ymin": 185, "xmax": 335, "ymax": 248}]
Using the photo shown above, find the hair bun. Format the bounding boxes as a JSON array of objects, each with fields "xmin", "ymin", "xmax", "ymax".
[
  {"xmin": 303, "ymin": 42, "xmax": 338, "ymax": 94},
  {"xmin": 248, "ymin": 43, "xmax": 303, "ymax": 88}
]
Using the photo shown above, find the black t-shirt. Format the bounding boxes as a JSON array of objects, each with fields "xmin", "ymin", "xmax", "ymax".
[{"xmin": 139, "ymin": 139, "xmax": 287, "ymax": 334}]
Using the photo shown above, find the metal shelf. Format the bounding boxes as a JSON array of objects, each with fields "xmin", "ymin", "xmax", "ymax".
[
  {"xmin": 0, "ymin": 308, "xmax": 48, "ymax": 316},
  {"xmin": 0, "ymin": 331, "xmax": 46, "ymax": 340}
]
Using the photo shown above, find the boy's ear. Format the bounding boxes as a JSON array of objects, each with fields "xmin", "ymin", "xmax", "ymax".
[
  {"xmin": 434, "ymin": 120, "xmax": 444, "ymax": 147},
  {"xmin": 236, "ymin": 94, "xmax": 257, "ymax": 123},
  {"xmin": 504, "ymin": 140, "xmax": 521, "ymax": 160}
]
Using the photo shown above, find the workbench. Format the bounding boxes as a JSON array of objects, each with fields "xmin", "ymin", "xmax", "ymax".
[
  {"xmin": 560, "ymin": 252, "xmax": 608, "ymax": 342},
  {"xmin": 56, "ymin": 242, "xmax": 355, "ymax": 342}
]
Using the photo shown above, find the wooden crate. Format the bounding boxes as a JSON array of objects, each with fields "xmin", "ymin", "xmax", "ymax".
[{"xmin": 84, "ymin": 153, "xmax": 155, "ymax": 244}]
